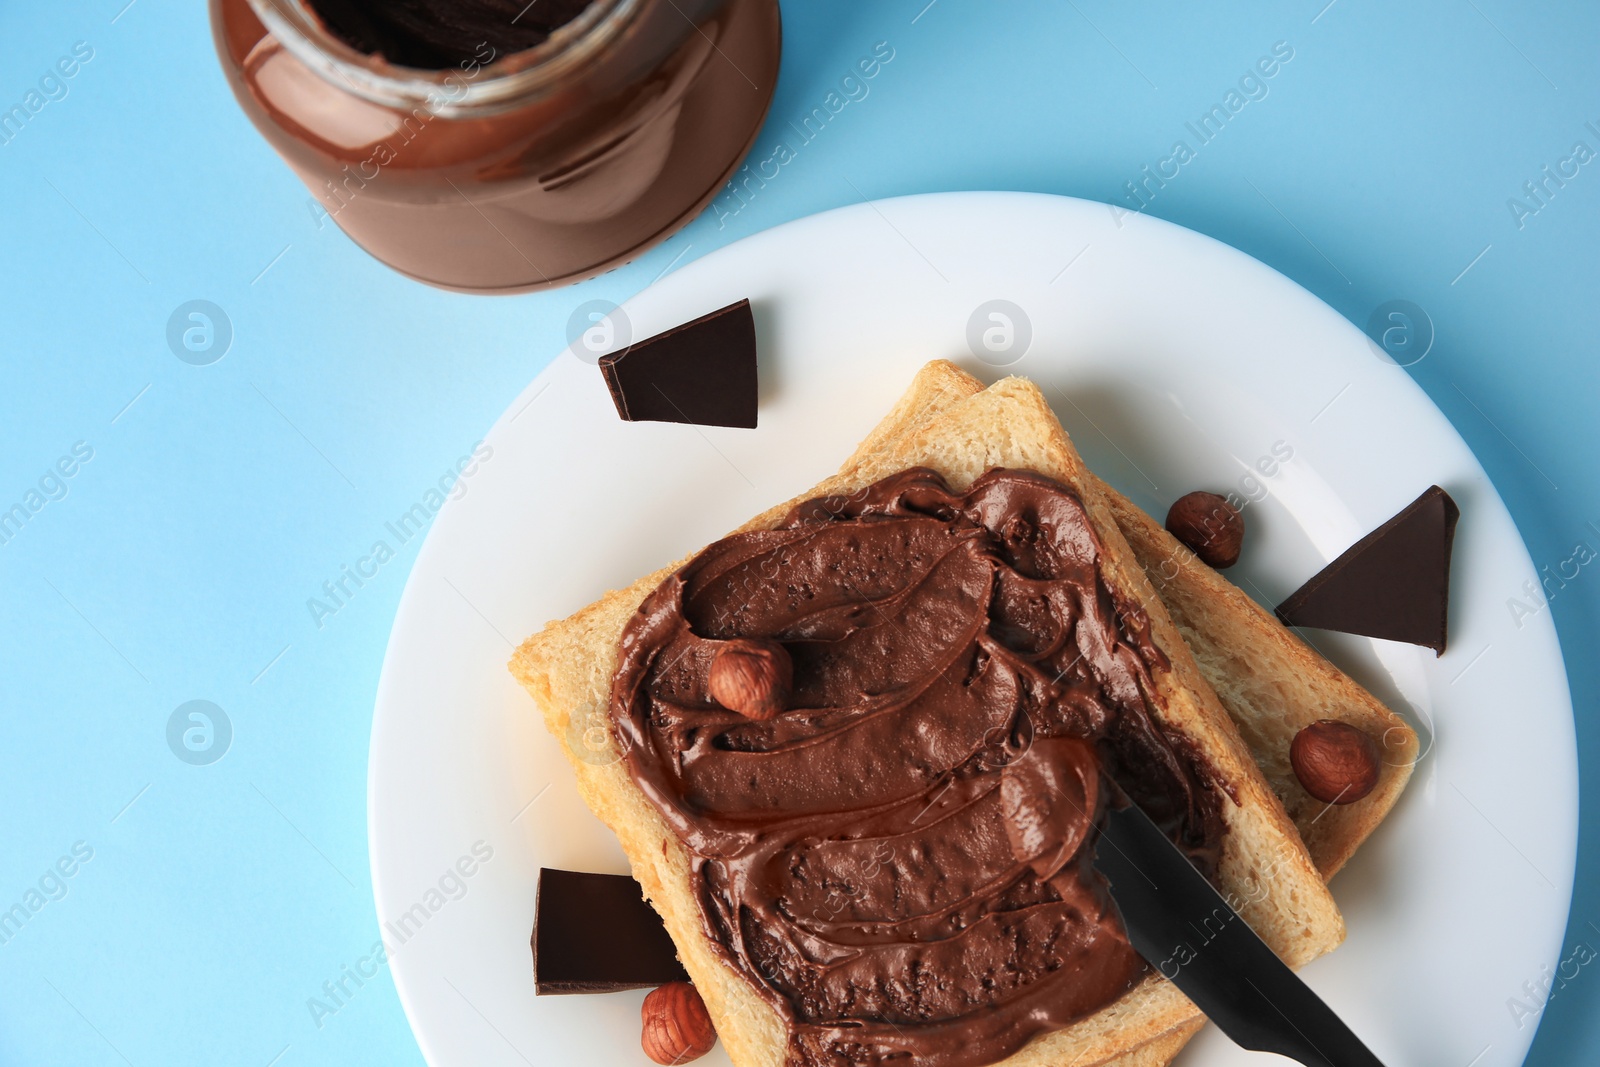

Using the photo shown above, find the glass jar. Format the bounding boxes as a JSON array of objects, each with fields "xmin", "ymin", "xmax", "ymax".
[{"xmin": 211, "ymin": 0, "xmax": 781, "ymax": 293}]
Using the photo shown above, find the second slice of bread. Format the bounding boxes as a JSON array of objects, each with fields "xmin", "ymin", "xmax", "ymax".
[{"xmin": 512, "ymin": 370, "xmax": 1345, "ymax": 1067}]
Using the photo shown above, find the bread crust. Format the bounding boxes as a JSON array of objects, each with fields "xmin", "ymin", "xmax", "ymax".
[{"xmin": 511, "ymin": 364, "xmax": 1353, "ymax": 1067}]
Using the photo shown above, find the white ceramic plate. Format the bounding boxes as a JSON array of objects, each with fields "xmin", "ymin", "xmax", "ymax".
[{"xmin": 368, "ymin": 192, "xmax": 1576, "ymax": 1067}]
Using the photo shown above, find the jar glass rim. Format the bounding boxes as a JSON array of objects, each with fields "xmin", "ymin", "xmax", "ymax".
[{"xmin": 246, "ymin": 0, "xmax": 640, "ymax": 113}]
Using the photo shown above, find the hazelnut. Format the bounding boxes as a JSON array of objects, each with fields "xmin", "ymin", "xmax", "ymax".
[
  {"xmin": 707, "ymin": 638, "xmax": 792, "ymax": 720},
  {"xmin": 641, "ymin": 981, "xmax": 717, "ymax": 1065},
  {"xmin": 1290, "ymin": 720, "xmax": 1380, "ymax": 804},
  {"xmin": 1165, "ymin": 491, "xmax": 1245, "ymax": 569}
]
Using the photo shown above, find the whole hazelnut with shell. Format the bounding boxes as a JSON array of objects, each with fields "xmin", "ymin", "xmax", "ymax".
[
  {"xmin": 1290, "ymin": 720, "xmax": 1381, "ymax": 804},
  {"xmin": 641, "ymin": 981, "xmax": 717, "ymax": 1065},
  {"xmin": 1165, "ymin": 491, "xmax": 1245, "ymax": 569},
  {"xmin": 708, "ymin": 638, "xmax": 792, "ymax": 720}
]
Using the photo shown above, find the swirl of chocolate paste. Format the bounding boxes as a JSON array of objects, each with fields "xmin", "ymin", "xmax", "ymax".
[{"xmin": 611, "ymin": 468, "xmax": 1225, "ymax": 1067}]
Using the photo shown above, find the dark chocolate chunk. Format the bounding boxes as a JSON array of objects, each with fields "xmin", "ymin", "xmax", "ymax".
[
  {"xmin": 533, "ymin": 868, "xmax": 688, "ymax": 994},
  {"xmin": 599, "ymin": 299, "xmax": 757, "ymax": 429},
  {"xmin": 1276, "ymin": 485, "xmax": 1459, "ymax": 655}
]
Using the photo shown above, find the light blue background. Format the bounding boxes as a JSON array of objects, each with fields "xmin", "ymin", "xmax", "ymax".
[{"xmin": 1, "ymin": 0, "xmax": 1595, "ymax": 1064}]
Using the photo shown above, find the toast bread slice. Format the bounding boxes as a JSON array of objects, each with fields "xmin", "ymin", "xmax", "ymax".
[
  {"xmin": 1095, "ymin": 483, "xmax": 1418, "ymax": 876},
  {"xmin": 847, "ymin": 362, "xmax": 1417, "ymax": 879},
  {"xmin": 511, "ymin": 371, "xmax": 1345, "ymax": 1067}
]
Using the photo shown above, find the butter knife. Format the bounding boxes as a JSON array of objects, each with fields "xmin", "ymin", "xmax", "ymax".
[{"xmin": 1093, "ymin": 801, "xmax": 1388, "ymax": 1067}]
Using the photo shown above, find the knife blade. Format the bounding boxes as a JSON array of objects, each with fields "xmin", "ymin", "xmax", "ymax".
[{"xmin": 1092, "ymin": 801, "xmax": 1387, "ymax": 1067}]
